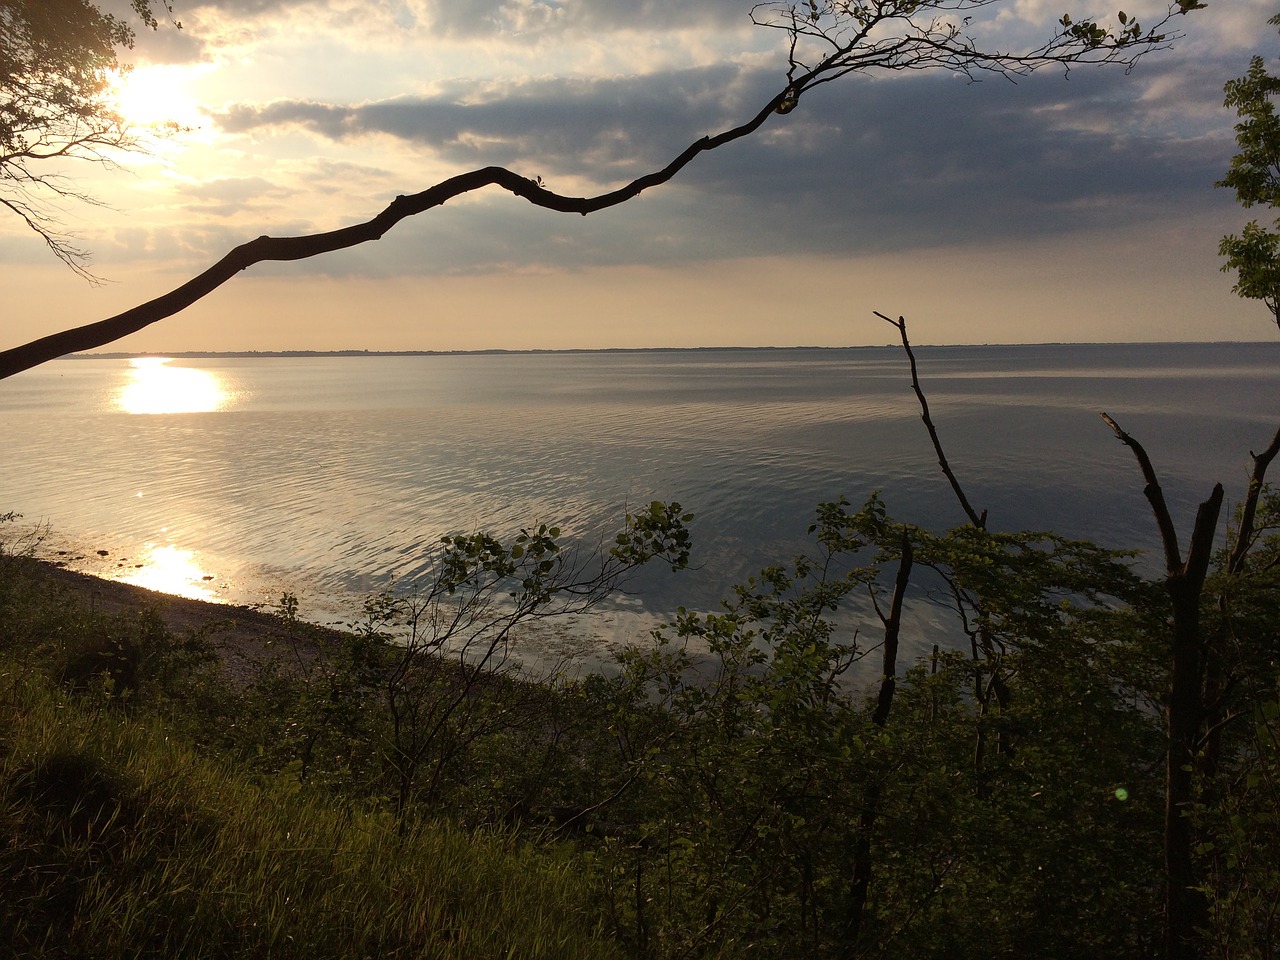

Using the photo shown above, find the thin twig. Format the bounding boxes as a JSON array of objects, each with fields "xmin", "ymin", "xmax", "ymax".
[
  {"xmin": 875, "ymin": 311, "xmax": 986, "ymax": 529},
  {"xmin": 1100, "ymin": 411, "xmax": 1182, "ymax": 575}
]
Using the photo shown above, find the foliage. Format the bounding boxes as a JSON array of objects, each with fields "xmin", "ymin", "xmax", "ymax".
[
  {"xmin": 1218, "ymin": 14, "xmax": 1280, "ymax": 327},
  {"xmin": 1196, "ymin": 688, "xmax": 1280, "ymax": 960},
  {"xmin": 1200, "ymin": 19, "xmax": 1280, "ymax": 950},
  {"xmin": 3, "ymin": 464, "xmax": 1280, "ymax": 959},
  {"xmin": 0, "ymin": 546, "xmax": 217, "ymax": 710},
  {"xmin": 1192, "ymin": 489, "xmax": 1280, "ymax": 958},
  {"xmin": 563, "ymin": 495, "xmax": 1166, "ymax": 958},
  {"xmin": 224, "ymin": 504, "xmax": 693, "ymax": 825},
  {"xmin": 0, "ymin": 0, "xmax": 176, "ymax": 278},
  {"xmin": 0, "ymin": 667, "xmax": 623, "ymax": 960}
]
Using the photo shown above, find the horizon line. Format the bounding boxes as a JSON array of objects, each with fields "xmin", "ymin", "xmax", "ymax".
[{"xmin": 64, "ymin": 340, "xmax": 1278, "ymax": 360}]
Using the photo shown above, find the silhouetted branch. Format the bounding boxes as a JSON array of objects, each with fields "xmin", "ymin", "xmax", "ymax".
[
  {"xmin": 847, "ymin": 534, "xmax": 913, "ymax": 947},
  {"xmin": 1099, "ymin": 409, "xmax": 1223, "ymax": 960},
  {"xmin": 1227, "ymin": 423, "xmax": 1280, "ymax": 574},
  {"xmin": 876, "ymin": 311, "xmax": 986, "ymax": 529},
  {"xmin": 0, "ymin": 0, "xmax": 1199, "ymax": 379},
  {"xmin": 871, "ymin": 533, "xmax": 913, "ymax": 728},
  {"xmin": 0, "ymin": 94, "xmax": 795, "ymax": 380},
  {"xmin": 1100, "ymin": 411, "xmax": 1184, "ymax": 575}
]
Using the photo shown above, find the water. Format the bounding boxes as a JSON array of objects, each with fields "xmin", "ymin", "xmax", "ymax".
[{"xmin": 3, "ymin": 343, "xmax": 1278, "ymax": 663}]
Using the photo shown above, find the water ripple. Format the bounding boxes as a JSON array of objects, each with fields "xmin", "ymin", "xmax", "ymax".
[{"xmin": 4, "ymin": 346, "xmax": 1278, "ymax": 656}]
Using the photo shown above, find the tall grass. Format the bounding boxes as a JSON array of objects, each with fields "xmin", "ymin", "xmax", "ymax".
[{"xmin": 0, "ymin": 672, "xmax": 621, "ymax": 960}]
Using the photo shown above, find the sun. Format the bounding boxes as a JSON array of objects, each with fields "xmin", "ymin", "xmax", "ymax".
[{"xmin": 110, "ymin": 64, "xmax": 206, "ymax": 130}]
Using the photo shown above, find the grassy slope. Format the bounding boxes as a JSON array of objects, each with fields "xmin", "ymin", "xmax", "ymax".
[{"xmin": 0, "ymin": 570, "xmax": 620, "ymax": 960}]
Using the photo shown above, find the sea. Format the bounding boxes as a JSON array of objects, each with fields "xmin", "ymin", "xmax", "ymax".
[{"xmin": 3, "ymin": 343, "xmax": 1278, "ymax": 670}]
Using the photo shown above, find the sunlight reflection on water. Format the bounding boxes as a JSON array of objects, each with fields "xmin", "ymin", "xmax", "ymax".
[
  {"xmin": 116, "ymin": 543, "xmax": 221, "ymax": 601},
  {"xmin": 4, "ymin": 345, "xmax": 1279, "ymax": 666},
  {"xmin": 116, "ymin": 357, "xmax": 234, "ymax": 415}
]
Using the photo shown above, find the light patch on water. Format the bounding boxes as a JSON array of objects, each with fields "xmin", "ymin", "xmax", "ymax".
[
  {"xmin": 117, "ymin": 358, "xmax": 232, "ymax": 415},
  {"xmin": 115, "ymin": 544, "xmax": 221, "ymax": 601},
  {"xmin": 5, "ymin": 345, "xmax": 1278, "ymax": 669}
]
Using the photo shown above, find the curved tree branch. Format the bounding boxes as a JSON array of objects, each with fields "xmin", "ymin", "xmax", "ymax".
[
  {"xmin": 0, "ymin": 0, "xmax": 1199, "ymax": 380},
  {"xmin": 0, "ymin": 89, "xmax": 792, "ymax": 381},
  {"xmin": 1101, "ymin": 411, "xmax": 1184, "ymax": 575}
]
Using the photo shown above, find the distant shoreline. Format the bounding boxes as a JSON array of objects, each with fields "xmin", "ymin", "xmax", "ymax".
[
  {"xmin": 64, "ymin": 341, "xmax": 1275, "ymax": 360},
  {"xmin": 70, "ymin": 345, "xmax": 872, "ymax": 359}
]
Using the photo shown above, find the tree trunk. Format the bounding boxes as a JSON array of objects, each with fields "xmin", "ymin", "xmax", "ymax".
[
  {"xmin": 1101, "ymin": 412, "xmax": 1222, "ymax": 960},
  {"xmin": 1162, "ymin": 487, "xmax": 1222, "ymax": 960},
  {"xmin": 846, "ymin": 537, "xmax": 913, "ymax": 948}
]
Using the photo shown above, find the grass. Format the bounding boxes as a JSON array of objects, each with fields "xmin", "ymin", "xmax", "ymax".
[
  {"xmin": 0, "ymin": 584, "xmax": 621, "ymax": 960},
  {"xmin": 9, "ymin": 517, "xmax": 1272, "ymax": 959}
]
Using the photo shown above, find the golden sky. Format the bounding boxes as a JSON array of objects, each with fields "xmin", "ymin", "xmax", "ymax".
[{"xmin": 2, "ymin": 0, "xmax": 1275, "ymax": 353}]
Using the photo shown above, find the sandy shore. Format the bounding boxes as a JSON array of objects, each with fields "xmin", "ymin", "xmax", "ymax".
[
  {"xmin": 29, "ymin": 561, "xmax": 343, "ymax": 685},
  {"xmin": 22, "ymin": 559, "xmax": 635, "ymax": 683}
]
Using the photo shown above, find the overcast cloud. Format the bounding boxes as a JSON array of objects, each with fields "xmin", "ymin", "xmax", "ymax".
[
  {"xmin": 3, "ymin": 0, "xmax": 1274, "ymax": 349},
  {"xmin": 195, "ymin": 47, "xmax": 1241, "ymax": 276}
]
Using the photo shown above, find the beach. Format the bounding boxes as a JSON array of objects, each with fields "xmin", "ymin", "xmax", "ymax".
[{"xmin": 28, "ymin": 560, "xmax": 335, "ymax": 686}]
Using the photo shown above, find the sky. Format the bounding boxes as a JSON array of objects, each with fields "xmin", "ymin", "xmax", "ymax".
[{"xmin": 2, "ymin": 0, "xmax": 1278, "ymax": 352}]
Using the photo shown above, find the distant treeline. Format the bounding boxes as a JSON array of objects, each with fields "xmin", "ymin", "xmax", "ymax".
[
  {"xmin": 65, "ymin": 341, "xmax": 1269, "ymax": 361},
  {"xmin": 70, "ymin": 345, "xmax": 877, "ymax": 359}
]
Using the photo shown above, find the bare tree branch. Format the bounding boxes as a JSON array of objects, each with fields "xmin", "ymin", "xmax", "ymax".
[
  {"xmin": 0, "ymin": 96, "xmax": 787, "ymax": 379},
  {"xmin": 1100, "ymin": 411, "xmax": 1185, "ymax": 574},
  {"xmin": 1099, "ymin": 409, "xmax": 1224, "ymax": 960},
  {"xmin": 846, "ymin": 533, "xmax": 913, "ymax": 947},
  {"xmin": 0, "ymin": 0, "xmax": 1200, "ymax": 379},
  {"xmin": 1226, "ymin": 422, "xmax": 1280, "ymax": 575},
  {"xmin": 1, "ymin": 0, "xmax": 166, "ymax": 279},
  {"xmin": 876, "ymin": 311, "xmax": 986, "ymax": 529}
]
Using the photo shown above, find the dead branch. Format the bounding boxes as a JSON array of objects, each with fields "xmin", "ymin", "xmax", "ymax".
[
  {"xmin": 1226, "ymin": 423, "xmax": 1280, "ymax": 575},
  {"xmin": 1101, "ymin": 411, "xmax": 1184, "ymax": 575},
  {"xmin": 876, "ymin": 311, "xmax": 986, "ymax": 528}
]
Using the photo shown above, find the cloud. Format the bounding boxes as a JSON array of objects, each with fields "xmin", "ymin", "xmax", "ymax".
[
  {"xmin": 145, "ymin": 0, "xmax": 751, "ymax": 50},
  {"xmin": 412, "ymin": 0, "xmax": 748, "ymax": 39},
  {"xmin": 84, "ymin": 0, "xmax": 1267, "ymax": 284},
  {"xmin": 214, "ymin": 63, "xmax": 765, "ymax": 173},
  {"xmin": 181, "ymin": 175, "xmax": 291, "ymax": 216},
  {"xmin": 206, "ymin": 50, "xmax": 1238, "ymax": 268},
  {"xmin": 178, "ymin": 0, "xmax": 324, "ymax": 17}
]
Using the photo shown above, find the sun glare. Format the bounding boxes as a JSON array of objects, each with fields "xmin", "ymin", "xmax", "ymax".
[
  {"xmin": 117, "ymin": 544, "xmax": 221, "ymax": 601},
  {"xmin": 117, "ymin": 357, "xmax": 231, "ymax": 414},
  {"xmin": 111, "ymin": 64, "xmax": 207, "ymax": 130}
]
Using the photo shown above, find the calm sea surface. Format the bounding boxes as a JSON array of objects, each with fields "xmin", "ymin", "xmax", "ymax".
[{"xmin": 3, "ymin": 344, "xmax": 1278, "ymax": 664}]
